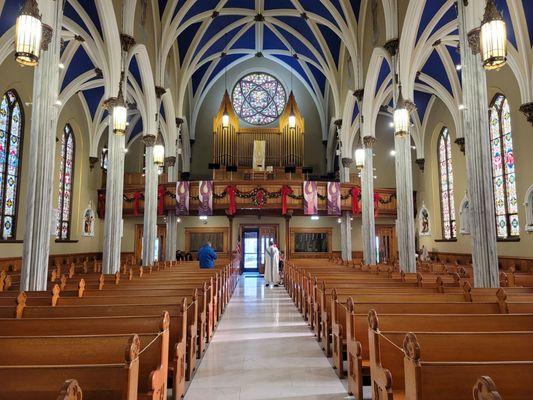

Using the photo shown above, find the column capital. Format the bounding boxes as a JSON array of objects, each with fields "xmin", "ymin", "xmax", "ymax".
[
  {"xmin": 519, "ymin": 102, "xmax": 533, "ymax": 126},
  {"xmin": 467, "ymin": 27, "xmax": 481, "ymax": 55},
  {"xmin": 120, "ymin": 33, "xmax": 136, "ymax": 52},
  {"xmin": 384, "ymin": 38, "xmax": 399, "ymax": 57},
  {"xmin": 341, "ymin": 157, "xmax": 353, "ymax": 168},
  {"xmin": 89, "ymin": 156, "xmax": 99, "ymax": 170},
  {"xmin": 363, "ymin": 136, "xmax": 376, "ymax": 149},
  {"xmin": 333, "ymin": 119, "xmax": 342, "ymax": 128},
  {"xmin": 415, "ymin": 158, "xmax": 425, "ymax": 172},
  {"xmin": 353, "ymin": 89, "xmax": 364, "ymax": 101},
  {"xmin": 41, "ymin": 23, "xmax": 53, "ymax": 51},
  {"xmin": 455, "ymin": 137, "xmax": 466, "ymax": 154},
  {"xmin": 176, "ymin": 117, "xmax": 184, "ymax": 127},
  {"xmin": 165, "ymin": 156, "xmax": 176, "ymax": 167},
  {"xmin": 155, "ymin": 86, "xmax": 166, "ymax": 99},
  {"xmin": 142, "ymin": 134, "xmax": 157, "ymax": 147}
]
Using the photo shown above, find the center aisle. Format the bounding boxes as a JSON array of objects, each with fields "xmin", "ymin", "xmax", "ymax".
[{"xmin": 184, "ymin": 274, "xmax": 351, "ymax": 400}]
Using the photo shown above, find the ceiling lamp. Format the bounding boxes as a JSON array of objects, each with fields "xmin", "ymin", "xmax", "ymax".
[
  {"xmin": 153, "ymin": 143, "xmax": 165, "ymax": 166},
  {"xmin": 222, "ymin": 106, "xmax": 230, "ymax": 129},
  {"xmin": 480, "ymin": 0, "xmax": 507, "ymax": 70},
  {"xmin": 393, "ymin": 85, "xmax": 410, "ymax": 137},
  {"xmin": 15, "ymin": 0, "xmax": 43, "ymax": 67},
  {"xmin": 288, "ymin": 105, "xmax": 296, "ymax": 130},
  {"xmin": 112, "ymin": 78, "xmax": 127, "ymax": 135},
  {"xmin": 355, "ymin": 147, "xmax": 365, "ymax": 171}
]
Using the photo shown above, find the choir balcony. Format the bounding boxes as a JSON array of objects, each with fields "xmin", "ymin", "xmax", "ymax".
[{"xmin": 97, "ymin": 172, "xmax": 400, "ymax": 218}]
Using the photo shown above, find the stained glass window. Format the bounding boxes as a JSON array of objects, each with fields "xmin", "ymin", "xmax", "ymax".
[
  {"xmin": 438, "ymin": 127, "xmax": 456, "ymax": 239},
  {"xmin": 232, "ymin": 73, "xmax": 286, "ymax": 125},
  {"xmin": 0, "ymin": 90, "xmax": 23, "ymax": 240},
  {"xmin": 56, "ymin": 124, "xmax": 75, "ymax": 240},
  {"xmin": 489, "ymin": 94, "xmax": 519, "ymax": 238}
]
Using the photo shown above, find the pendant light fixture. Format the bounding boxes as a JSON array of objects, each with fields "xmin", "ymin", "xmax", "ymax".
[
  {"xmin": 480, "ymin": 0, "xmax": 507, "ymax": 70},
  {"xmin": 354, "ymin": 131, "xmax": 365, "ymax": 171},
  {"xmin": 288, "ymin": 58, "xmax": 296, "ymax": 130},
  {"xmin": 394, "ymin": 85, "xmax": 410, "ymax": 136},
  {"xmin": 153, "ymin": 142, "xmax": 165, "ymax": 166},
  {"xmin": 15, "ymin": 0, "xmax": 43, "ymax": 67},
  {"xmin": 112, "ymin": 73, "xmax": 128, "ymax": 135},
  {"xmin": 222, "ymin": 32, "xmax": 230, "ymax": 130}
]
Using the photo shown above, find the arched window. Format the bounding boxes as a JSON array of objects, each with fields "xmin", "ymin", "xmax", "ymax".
[
  {"xmin": 0, "ymin": 90, "xmax": 24, "ymax": 240},
  {"xmin": 438, "ymin": 127, "xmax": 456, "ymax": 239},
  {"xmin": 489, "ymin": 94, "xmax": 519, "ymax": 238},
  {"xmin": 56, "ymin": 124, "xmax": 75, "ymax": 240}
]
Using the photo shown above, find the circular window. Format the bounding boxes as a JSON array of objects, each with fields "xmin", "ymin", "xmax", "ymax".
[{"xmin": 232, "ymin": 73, "xmax": 287, "ymax": 125}]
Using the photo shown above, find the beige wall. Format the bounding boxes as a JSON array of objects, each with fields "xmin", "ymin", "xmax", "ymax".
[{"xmin": 417, "ymin": 64, "xmax": 533, "ymax": 258}]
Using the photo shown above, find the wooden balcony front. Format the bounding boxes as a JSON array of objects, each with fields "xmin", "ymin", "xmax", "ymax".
[{"xmin": 98, "ymin": 180, "xmax": 398, "ymax": 218}]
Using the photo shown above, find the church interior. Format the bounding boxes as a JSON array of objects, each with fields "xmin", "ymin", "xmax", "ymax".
[{"xmin": 0, "ymin": 0, "xmax": 532, "ymax": 399}]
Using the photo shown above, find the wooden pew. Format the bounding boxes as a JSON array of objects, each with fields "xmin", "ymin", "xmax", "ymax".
[
  {"xmin": 345, "ymin": 310, "xmax": 533, "ymax": 399},
  {"xmin": 473, "ymin": 376, "xmax": 502, "ymax": 400},
  {"xmin": 0, "ymin": 327, "xmax": 169, "ymax": 400},
  {"xmin": 369, "ymin": 328, "xmax": 533, "ymax": 400},
  {"xmin": 0, "ymin": 334, "xmax": 140, "ymax": 400},
  {"xmin": 0, "ymin": 311, "xmax": 187, "ymax": 400}
]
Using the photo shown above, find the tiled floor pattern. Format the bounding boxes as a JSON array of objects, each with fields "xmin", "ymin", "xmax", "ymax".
[{"xmin": 184, "ymin": 275, "xmax": 355, "ymax": 400}]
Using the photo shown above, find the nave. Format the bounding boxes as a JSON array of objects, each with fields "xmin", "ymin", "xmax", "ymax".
[{"xmin": 184, "ymin": 274, "xmax": 351, "ymax": 400}]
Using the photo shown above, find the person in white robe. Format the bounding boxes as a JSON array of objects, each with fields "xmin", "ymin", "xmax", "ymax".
[{"xmin": 264, "ymin": 240, "xmax": 280, "ymax": 287}]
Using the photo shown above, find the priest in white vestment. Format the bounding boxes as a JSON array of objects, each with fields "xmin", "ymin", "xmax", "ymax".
[{"xmin": 264, "ymin": 240, "xmax": 280, "ymax": 287}]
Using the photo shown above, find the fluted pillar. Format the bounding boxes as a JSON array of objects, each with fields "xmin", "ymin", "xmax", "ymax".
[
  {"xmin": 142, "ymin": 135, "xmax": 158, "ymax": 266},
  {"xmin": 340, "ymin": 157, "xmax": 352, "ymax": 262},
  {"xmin": 165, "ymin": 156, "xmax": 177, "ymax": 261},
  {"xmin": 21, "ymin": 1, "xmax": 63, "ymax": 291},
  {"xmin": 457, "ymin": 0, "xmax": 499, "ymax": 287},
  {"xmin": 101, "ymin": 133, "xmax": 126, "ymax": 273},
  {"xmin": 361, "ymin": 137, "xmax": 377, "ymax": 265},
  {"xmin": 385, "ymin": 38, "xmax": 416, "ymax": 273}
]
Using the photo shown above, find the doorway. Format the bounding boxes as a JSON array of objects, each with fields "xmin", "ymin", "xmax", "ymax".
[
  {"xmin": 240, "ymin": 224, "xmax": 279, "ymax": 273},
  {"xmin": 376, "ymin": 225, "xmax": 397, "ymax": 264},
  {"xmin": 135, "ymin": 224, "xmax": 167, "ymax": 265}
]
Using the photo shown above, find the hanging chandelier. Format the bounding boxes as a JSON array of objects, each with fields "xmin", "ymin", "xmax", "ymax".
[
  {"xmin": 222, "ymin": 105, "xmax": 230, "ymax": 129},
  {"xmin": 153, "ymin": 143, "xmax": 165, "ymax": 166},
  {"xmin": 15, "ymin": 0, "xmax": 43, "ymax": 67},
  {"xmin": 288, "ymin": 104, "xmax": 296, "ymax": 130},
  {"xmin": 480, "ymin": 0, "xmax": 507, "ymax": 70},
  {"xmin": 112, "ymin": 77, "xmax": 128, "ymax": 135},
  {"xmin": 393, "ymin": 85, "xmax": 410, "ymax": 136}
]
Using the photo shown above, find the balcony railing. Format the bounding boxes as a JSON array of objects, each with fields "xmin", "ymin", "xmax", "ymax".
[{"xmin": 97, "ymin": 180, "xmax": 398, "ymax": 218}]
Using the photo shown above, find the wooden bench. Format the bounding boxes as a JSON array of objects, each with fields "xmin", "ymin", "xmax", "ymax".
[
  {"xmin": 0, "ymin": 334, "xmax": 140, "ymax": 400},
  {"xmin": 369, "ymin": 327, "xmax": 533, "ymax": 400}
]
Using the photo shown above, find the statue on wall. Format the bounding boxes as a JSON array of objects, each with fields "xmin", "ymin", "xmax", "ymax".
[
  {"xmin": 418, "ymin": 204, "xmax": 431, "ymax": 236},
  {"xmin": 460, "ymin": 192, "xmax": 471, "ymax": 235},
  {"xmin": 82, "ymin": 201, "xmax": 95, "ymax": 237}
]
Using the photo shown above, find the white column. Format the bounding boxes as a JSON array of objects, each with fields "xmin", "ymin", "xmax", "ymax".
[
  {"xmin": 142, "ymin": 136, "xmax": 158, "ymax": 266},
  {"xmin": 101, "ymin": 133, "xmax": 125, "ymax": 274},
  {"xmin": 361, "ymin": 137, "xmax": 377, "ymax": 265},
  {"xmin": 21, "ymin": 1, "xmax": 63, "ymax": 291},
  {"xmin": 165, "ymin": 156, "xmax": 177, "ymax": 261},
  {"xmin": 457, "ymin": 0, "xmax": 499, "ymax": 287},
  {"xmin": 340, "ymin": 157, "xmax": 352, "ymax": 262},
  {"xmin": 394, "ymin": 133, "xmax": 416, "ymax": 272}
]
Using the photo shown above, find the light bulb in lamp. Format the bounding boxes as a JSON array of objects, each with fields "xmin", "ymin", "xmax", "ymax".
[
  {"xmin": 288, "ymin": 109, "xmax": 296, "ymax": 130},
  {"xmin": 15, "ymin": 0, "xmax": 42, "ymax": 67},
  {"xmin": 355, "ymin": 148, "xmax": 365, "ymax": 171},
  {"xmin": 480, "ymin": 0, "xmax": 507, "ymax": 70},
  {"xmin": 112, "ymin": 82, "xmax": 127, "ymax": 135},
  {"xmin": 153, "ymin": 144, "xmax": 165, "ymax": 166},
  {"xmin": 393, "ymin": 86, "xmax": 410, "ymax": 137},
  {"xmin": 222, "ymin": 108, "xmax": 230, "ymax": 129}
]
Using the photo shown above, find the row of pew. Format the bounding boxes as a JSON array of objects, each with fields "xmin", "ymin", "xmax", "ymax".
[
  {"xmin": 285, "ymin": 258, "xmax": 533, "ymax": 400},
  {"xmin": 0, "ymin": 258, "xmax": 240, "ymax": 399}
]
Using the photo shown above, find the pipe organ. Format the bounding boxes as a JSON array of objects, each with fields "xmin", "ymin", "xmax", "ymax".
[{"xmin": 213, "ymin": 92, "xmax": 304, "ymax": 168}]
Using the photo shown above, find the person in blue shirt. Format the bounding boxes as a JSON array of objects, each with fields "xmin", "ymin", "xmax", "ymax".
[{"xmin": 198, "ymin": 242, "xmax": 217, "ymax": 269}]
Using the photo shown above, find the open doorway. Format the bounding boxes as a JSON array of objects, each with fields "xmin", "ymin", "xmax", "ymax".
[{"xmin": 240, "ymin": 224, "xmax": 278, "ymax": 273}]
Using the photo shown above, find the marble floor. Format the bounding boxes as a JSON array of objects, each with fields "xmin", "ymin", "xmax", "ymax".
[{"xmin": 184, "ymin": 274, "xmax": 354, "ymax": 400}]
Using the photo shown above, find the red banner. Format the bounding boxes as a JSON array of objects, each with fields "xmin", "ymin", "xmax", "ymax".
[
  {"xmin": 226, "ymin": 185, "xmax": 237, "ymax": 215},
  {"xmin": 280, "ymin": 185, "xmax": 293, "ymax": 215},
  {"xmin": 157, "ymin": 185, "xmax": 165, "ymax": 215},
  {"xmin": 374, "ymin": 192, "xmax": 381, "ymax": 217},
  {"xmin": 351, "ymin": 186, "xmax": 361, "ymax": 215},
  {"xmin": 133, "ymin": 191, "xmax": 142, "ymax": 216}
]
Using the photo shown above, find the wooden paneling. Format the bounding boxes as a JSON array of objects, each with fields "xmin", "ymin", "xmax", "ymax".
[{"xmin": 184, "ymin": 227, "xmax": 230, "ymax": 258}]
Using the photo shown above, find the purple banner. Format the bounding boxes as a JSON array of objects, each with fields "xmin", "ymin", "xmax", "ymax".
[
  {"xmin": 175, "ymin": 181, "xmax": 190, "ymax": 216},
  {"xmin": 327, "ymin": 182, "xmax": 341, "ymax": 216},
  {"xmin": 199, "ymin": 181, "xmax": 213, "ymax": 216},
  {"xmin": 303, "ymin": 181, "xmax": 318, "ymax": 215}
]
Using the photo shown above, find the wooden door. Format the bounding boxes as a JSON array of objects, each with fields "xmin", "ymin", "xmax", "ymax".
[
  {"xmin": 134, "ymin": 224, "xmax": 167, "ymax": 265},
  {"xmin": 376, "ymin": 225, "xmax": 397, "ymax": 264}
]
